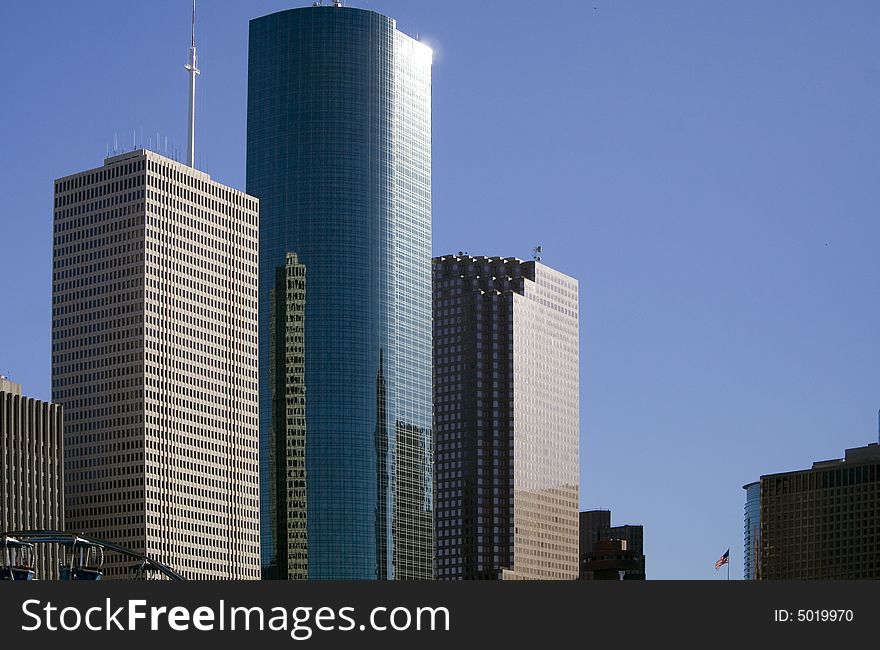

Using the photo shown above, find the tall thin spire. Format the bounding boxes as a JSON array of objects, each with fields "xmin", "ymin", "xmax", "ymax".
[{"xmin": 185, "ymin": 0, "xmax": 200, "ymax": 168}]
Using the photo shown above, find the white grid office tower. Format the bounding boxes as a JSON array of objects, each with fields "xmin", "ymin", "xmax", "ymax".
[
  {"xmin": 52, "ymin": 149, "xmax": 260, "ymax": 579},
  {"xmin": 433, "ymin": 255, "xmax": 580, "ymax": 580}
]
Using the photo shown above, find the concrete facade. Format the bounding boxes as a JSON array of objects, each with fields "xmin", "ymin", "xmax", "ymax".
[
  {"xmin": 52, "ymin": 149, "xmax": 260, "ymax": 579},
  {"xmin": 0, "ymin": 379, "xmax": 65, "ymax": 579}
]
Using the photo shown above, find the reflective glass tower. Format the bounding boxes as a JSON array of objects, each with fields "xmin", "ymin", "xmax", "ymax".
[
  {"xmin": 433, "ymin": 255, "xmax": 580, "ymax": 580},
  {"xmin": 247, "ymin": 5, "xmax": 433, "ymax": 579},
  {"xmin": 743, "ymin": 481, "xmax": 760, "ymax": 580}
]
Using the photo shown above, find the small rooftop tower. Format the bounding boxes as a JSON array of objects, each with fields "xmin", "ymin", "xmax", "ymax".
[{"xmin": 184, "ymin": 0, "xmax": 200, "ymax": 168}]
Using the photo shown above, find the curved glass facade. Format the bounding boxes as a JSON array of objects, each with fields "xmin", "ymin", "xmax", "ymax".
[
  {"xmin": 247, "ymin": 6, "xmax": 433, "ymax": 579},
  {"xmin": 743, "ymin": 481, "xmax": 760, "ymax": 580}
]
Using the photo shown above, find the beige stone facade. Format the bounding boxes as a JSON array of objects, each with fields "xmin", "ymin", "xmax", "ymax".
[
  {"xmin": 509, "ymin": 263, "xmax": 579, "ymax": 579},
  {"xmin": 0, "ymin": 380, "xmax": 65, "ymax": 579},
  {"xmin": 52, "ymin": 149, "xmax": 259, "ymax": 579}
]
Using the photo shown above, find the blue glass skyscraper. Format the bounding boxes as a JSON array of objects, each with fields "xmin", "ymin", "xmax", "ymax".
[
  {"xmin": 743, "ymin": 481, "xmax": 760, "ymax": 579},
  {"xmin": 247, "ymin": 4, "xmax": 433, "ymax": 579}
]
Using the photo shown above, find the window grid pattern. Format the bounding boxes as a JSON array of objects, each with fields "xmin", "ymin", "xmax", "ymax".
[
  {"xmin": 52, "ymin": 149, "xmax": 260, "ymax": 579},
  {"xmin": 743, "ymin": 481, "xmax": 760, "ymax": 580},
  {"xmin": 266, "ymin": 253, "xmax": 308, "ymax": 579},
  {"xmin": 0, "ymin": 382, "xmax": 64, "ymax": 579},
  {"xmin": 248, "ymin": 6, "xmax": 433, "ymax": 579},
  {"xmin": 433, "ymin": 256, "xmax": 579, "ymax": 580},
  {"xmin": 760, "ymin": 457, "xmax": 880, "ymax": 579}
]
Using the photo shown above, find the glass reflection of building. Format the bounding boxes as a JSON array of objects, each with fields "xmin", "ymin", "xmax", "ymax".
[
  {"xmin": 247, "ymin": 5, "xmax": 433, "ymax": 579},
  {"xmin": 433, "ymin": 255, "xmax": 580, "ymax": 580},
  {"xmin": 743, "ymin": 481, "xmax": 760, "ymax": 580},
  {"xmin": 265, "ymin": 253, "xmax": 308, "ymax": 580}
]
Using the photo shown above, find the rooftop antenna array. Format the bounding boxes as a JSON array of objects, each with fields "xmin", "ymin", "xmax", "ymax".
[
  {"xmin": 533, "ymin": 245, "xmax": 543, "ymax": 262},
  {"xmin": 107, "ymin": 127, "xmax": 181, "ymax": 162},
  {"xmin": 185, "ymin": 0, "xmax": 200, "ymax": 168}
]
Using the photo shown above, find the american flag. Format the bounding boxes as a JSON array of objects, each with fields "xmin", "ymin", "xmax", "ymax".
[{"xmin": 715, "ymin": 549, "xmax": 730, "ymax": 570}]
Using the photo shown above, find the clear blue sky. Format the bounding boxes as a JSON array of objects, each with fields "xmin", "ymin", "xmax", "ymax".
[{"xmin": 2, "ymin": 1, "xmax": 879, "ymax": 579}]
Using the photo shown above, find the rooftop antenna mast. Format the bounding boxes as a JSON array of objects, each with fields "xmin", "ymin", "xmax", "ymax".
[
  {"xmin": 185, "ymin": 0, "xmax": 200, "ymax": 168},
  {"xmin": 533, "ymin": 245, "xmax": 543, "ymax": 262}
]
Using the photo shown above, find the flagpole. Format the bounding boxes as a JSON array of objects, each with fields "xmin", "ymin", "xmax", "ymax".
[{"xmin": 715, "ymin": 549, "xmax": 730, "ymax": 579}]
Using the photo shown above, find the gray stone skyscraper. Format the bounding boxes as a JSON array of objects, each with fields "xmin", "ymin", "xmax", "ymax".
[
  {"xmin": 433, "ymin": 255, "xmax": 580, "ymax": 580},
  {"xmin": 52, "ymin": 149, "xmax": 260, "ymax": 579},
  {"xmin": 248, "ymin": 4, "xmax": 433, "ymax": 580},
  {"xmin": 0, "ymin": 378, "xmax": 64, "ymax": 579}
]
